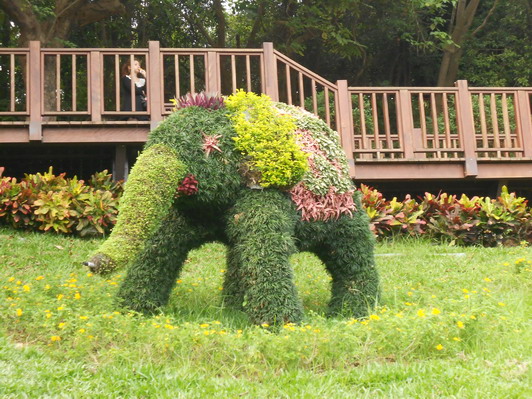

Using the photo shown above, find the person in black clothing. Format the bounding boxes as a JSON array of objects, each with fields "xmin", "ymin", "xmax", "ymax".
[{"xmin": 120, "ymin": 59, "xmax": 148, "ymax": 120}]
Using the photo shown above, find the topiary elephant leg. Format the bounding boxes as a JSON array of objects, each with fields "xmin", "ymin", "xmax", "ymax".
[
  {"xmin": 116, "ymin": 207, "xmax": 201, "ymax": 314},
  {"xmin": 226, "ymin": 190, "xmax": 303, "ymax": 325},
  {"xmin": 221, "ymin": 246, "xmax": 246, "ymax": 310},
  {"xmin": 313, "ymin": 211, "xmax": 380, "ymax": 319}
]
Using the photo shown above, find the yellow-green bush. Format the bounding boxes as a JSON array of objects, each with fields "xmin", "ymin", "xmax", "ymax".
[{"xmin": 225, "ymin": 90, "xmax": 308, "ymax": 188}]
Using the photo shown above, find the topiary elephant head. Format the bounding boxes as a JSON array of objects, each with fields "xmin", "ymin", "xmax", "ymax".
[{"xmin": 85, "ymin": 91, "xmax": 379, "ymax": 326}]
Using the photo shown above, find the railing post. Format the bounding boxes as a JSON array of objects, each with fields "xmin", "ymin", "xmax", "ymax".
[
  {"xmin": 516, "ymin": 90, "xmax": 532, "ymax": 157},
  {"xmin": 398, "ymin": 90, "xmax": 415, "ymax": 159},
  {"xmin": 206, "ymin": 51, "xmax": 221, "ymax": 93},
  {"xmin": 148, "ymin": 41, "xmax": 163, "ymax": 130},
  {"xmin": 262, "ymin": 42, "xmax": 279, "ymax": 101},
  {"xmin": 90, "ymin": 51, "xmax": 102, "ymax": 122},
  {"xmin": 455, "ymin": 80, "xmax": 478, "ymax": 177},
  {"xmin": 28, "ymin": 41, "xmax": 42, "ymax": 141},
  {"xmin": 336, "ymin": 80, "xmax": 355, "ymax": 177}
]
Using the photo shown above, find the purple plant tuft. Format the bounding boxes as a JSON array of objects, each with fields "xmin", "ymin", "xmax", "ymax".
[{"xmin": 174, "ymin": 92, "xmax": 225, "ymax": 111}]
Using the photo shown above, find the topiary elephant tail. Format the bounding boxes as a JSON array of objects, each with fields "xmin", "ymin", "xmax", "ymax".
[{"xmin": 84, "ymin": 144, "xmax": 186, "ymax": 274}]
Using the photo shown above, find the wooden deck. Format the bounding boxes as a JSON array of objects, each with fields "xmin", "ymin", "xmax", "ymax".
[{"xmin": 1, "ymin": 41, "xmax": 531, "ymax": 181}]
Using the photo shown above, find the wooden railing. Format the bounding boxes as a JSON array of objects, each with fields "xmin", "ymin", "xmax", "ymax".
[{"xmin": 0, "ymin": 41, "xmax": 531, "ymax": 180}]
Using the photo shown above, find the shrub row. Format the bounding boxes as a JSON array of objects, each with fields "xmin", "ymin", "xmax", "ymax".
[
  {"xmin": 1, "ymin": 167, "xmax": 530, "ymax": 246},
  {"xmin": 360, "ymin": 184, "xmax": 531, "ymax": 246},
  {"xmin": 0, "ymin": 167, "xmax": 123, "ymax": 236}
]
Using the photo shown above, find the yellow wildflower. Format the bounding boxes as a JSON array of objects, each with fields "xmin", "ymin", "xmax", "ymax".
[
  {"xmin": 416, "ymin": 309, "xmax": 426, "ymax": 318},
  {"xmin": 431, "ymin": 308, "xmax": 441, "ymax": 315},
  {"xmin": 22, "ymin": 285, "xmax": 30, "ymax": 292},
  {"xmin": 58, "ymin": 322, "xmax": 66, "ymax": 329},
  {"xmin": 457, "ymin": 321, "xmax": 465, "ymax": 329},
  {"xmin": 16, "ymin": 308, "xmax": 23, "ymax": 317},
  {"xmin": 50, "ymin": 336, "xmax": 61, "ymax": 342},
  {"xmin": 369, "ymin": 314, "xmax": 380, "ymax": 321},
  {"xmin": 35, "ymin": 276, "xmax": 44, "ymax": 281},
  {"xmin": 74, "ymin": 292, "xmax": 81, "ymax": 300},
  {"xmin": 435, "ymin": 344, "xmax": 444, "ymax": 351}
]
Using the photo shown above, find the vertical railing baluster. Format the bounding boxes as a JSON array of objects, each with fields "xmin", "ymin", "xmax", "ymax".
[
  {"xmin": 189, "ymin": 54, "xmax": 195, "ymax": 93},
  {"xmin": 324, "ymin": 87, "xmax": 330, "ymax": 127},
  {"xmin": 371, "ymin": 93, "xmax": 380, "ymax": 158},
  {"xmin": 490, "ymin": 93, "xmax": 500, "ymax": 157},
  {"xmin": 130, "ymin": 54, "xmax": 135, "ymax": 111},
  {"xmin": 72, "ymin": 54, "xmax": 77, "ymax": 112},
  {"xmin": 430, "ymin": 93, "xmax": 440, "ymax": 157},
  {"xmin": 383, "ymin": 93, "xmax": 392, "ymax": 151},
  {"xmin": 9, "ymin": 54, "xmax": 15, "ymax": 112},
  {"xmin": 231, "ymin": 54, "xmax": 237, "ymax": 93},
  {"xmin": 418, "ymin": 93, "xmax": 427, "ymax": 150},
  {"xmin": 245, "ymin": 55, "xmax": 251, "ymax": 92},
  {"xmin": 478, "ymin": 94, "xmax": 488, "ymax": 157},
  {"xmin": 442, "ymin": 93, "xmax": 452, "ymax": 154},
  {"xmin": 359, "ymin": 93, "xmax": 367, "ymax": 152},
  {"xmin": 298, "ymin": 71, "xmax": 304, "ymax": 108},
  {"xmin": 311, "ymin": 80, "xmax": 318, "ymax": 116},
  {"xmin": 285, "ymin": 64, "xmax": 292, "ymax": 105},
  {"xmin": 174, "ymin": 54, "xmax": 180, "ymax": 98},
  {"xmin": 501, "ymin": 93, "xmax": 511, "ymax": 150},
  {"xmin": 56, "ymin": 54, "xmax": 61, "ymax": 112}
]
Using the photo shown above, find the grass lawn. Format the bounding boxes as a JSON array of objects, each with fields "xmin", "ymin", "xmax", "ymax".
[{"xmin": 0, "ymin": 226, "xmax": 530, "ymax": 398}]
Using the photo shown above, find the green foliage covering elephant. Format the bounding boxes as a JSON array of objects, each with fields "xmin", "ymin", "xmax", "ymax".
[{"xmin": 85, "ymin": 91, "xmax": 380, "ymax": 325}]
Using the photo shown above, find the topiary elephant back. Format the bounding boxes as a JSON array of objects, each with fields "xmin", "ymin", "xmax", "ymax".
[{"xmin": 85, "ymin": 91, "xmax": 380, "ymax": 326}]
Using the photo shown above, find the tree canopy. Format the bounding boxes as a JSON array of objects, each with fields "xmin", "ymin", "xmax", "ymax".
[{"xmin": 0, "ymin": 0, "xmax": 529, "ymax": 86}]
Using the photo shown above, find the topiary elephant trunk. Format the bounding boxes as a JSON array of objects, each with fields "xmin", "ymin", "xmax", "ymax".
[{"xmin": 85, "ymin": 91, "xmax": 380, "ymax": 325}]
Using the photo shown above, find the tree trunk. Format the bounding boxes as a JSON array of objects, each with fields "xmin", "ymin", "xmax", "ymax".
[{"xmin": 436, "ymin": 0, "xmax": 481, "ymax": 86}]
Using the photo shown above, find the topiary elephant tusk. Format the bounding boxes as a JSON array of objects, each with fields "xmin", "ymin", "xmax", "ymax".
[{"xmin": 85, "ymin": 91, "xmax": 380, "ymax": 326}]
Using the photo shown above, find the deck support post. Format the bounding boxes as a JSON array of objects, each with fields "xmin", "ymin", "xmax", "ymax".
[
  {"xmin": 516, "ymin": 90, "xmax": 532, "ymax": 157},
  {"xmin": 398, "ymin": 90, "xmax": 416, "ymax": 159},
  {"xmin": 206, "ymin": 51, "xmax": 221, "ymax": 94},
  {"xmin": 29, "ymin": 41, "xmax": 42, "ymax": 141},
  {"xmin": 113, "ymin": 144, "xmax": 128, "ymax": 181},
  {"xmin": 148, "ymin": 41, "xmax": 163, "ymax": 130},
  {"xmin": 336, "ymin": 80, "xmax": 356, "ymax": 177},
  {"xmin": 262, "ymin": 43, "xmax": 279, "ymax": 101},
  {"xmin": 90, "ymin": 51, "xmax": 102, "ymax": 122},
  {"xmin": 455, "ymin": 80, "xmax": 478, "ymax": 177}
]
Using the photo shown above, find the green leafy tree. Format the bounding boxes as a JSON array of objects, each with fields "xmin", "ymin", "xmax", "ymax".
[{"xmin": 0, "ymin": 0, "xmax": 126, "ymax": 46}]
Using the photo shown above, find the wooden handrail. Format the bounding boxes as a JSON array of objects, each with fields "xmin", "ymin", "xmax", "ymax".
[{"xmin": 0, "ymin": 41, "xmax": 530, "ymax": 178}]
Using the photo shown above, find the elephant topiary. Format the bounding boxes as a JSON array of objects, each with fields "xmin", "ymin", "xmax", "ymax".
[{"xmin": 85, "ymin": 91, "xmax": 380, "ymax": 325}]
